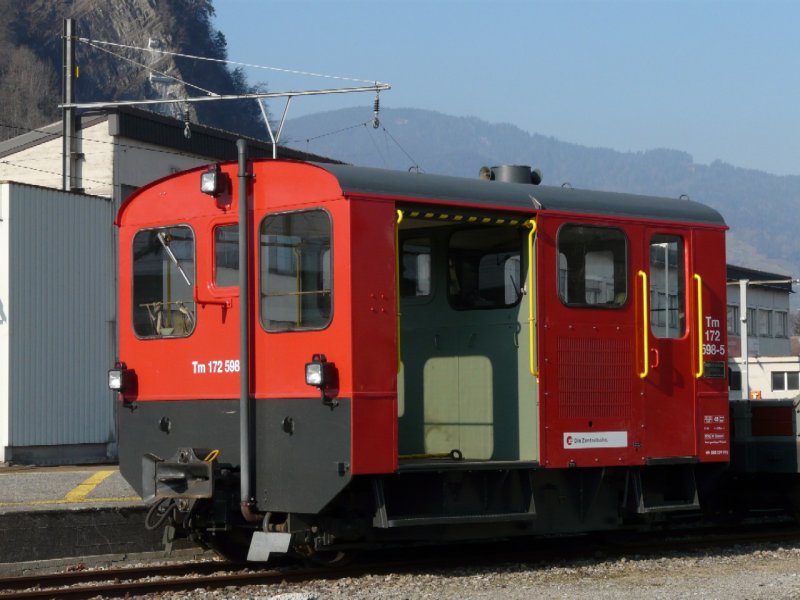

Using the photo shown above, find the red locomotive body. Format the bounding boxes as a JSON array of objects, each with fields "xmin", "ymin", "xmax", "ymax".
[{"xmin": 115, "ymin": 157, "xmax": 735, "ymax": 561}]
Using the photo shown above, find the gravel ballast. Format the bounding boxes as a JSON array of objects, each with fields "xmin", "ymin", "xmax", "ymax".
[{"xmin": 129, "ymin": 541, "xmax": 800, "ymax": 599}]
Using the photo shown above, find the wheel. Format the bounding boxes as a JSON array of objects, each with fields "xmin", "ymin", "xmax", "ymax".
[
  {"xmin": 294, "ymin": 543, "xmax": 355, "ymax": 567},
  {"xmin": 198, "ymin": 529, "xmax": 254, "ymax": 563}
]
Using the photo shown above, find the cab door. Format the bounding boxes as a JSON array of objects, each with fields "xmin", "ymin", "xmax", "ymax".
[
  {"xmin": 538, "ymin": 218, "xmax": 643, "ymax": 467},
  {"xmin": 640, "ymin": 229, "xmax": 696, "ymax": 458}
]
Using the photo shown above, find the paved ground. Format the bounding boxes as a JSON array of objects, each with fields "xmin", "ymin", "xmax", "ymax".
[
  {"xmin": 0, "ymin": 464, "xmax": 141, "ymax": 513},
  {"xmin": 0, "ymin": 464, "xmax": 203, "ymax": 572}
]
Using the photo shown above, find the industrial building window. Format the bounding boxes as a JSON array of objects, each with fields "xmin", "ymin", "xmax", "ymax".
[
  {"xmin": 771, "ymin": 371, "xmax": 800, "ymax": 392},
  {"xmin": 260, "ymin": 210, "xmax": 332, "ymax": 332},
  {"xmin": 132, "ymin": 226, "xmax": 196, "ymax": 338},
  {"xmin": 758, "ymin": 309, "xmax": 773, "ymax": 337},
  {"xmin": 401, "ymin": 237, "xmax": 432, "ymax": 297},
  {"xmin": 649, "ymin": 235, "xmax": 685, "ymax": 338},
  {"xmin": 747, "ymin": 308, "xmax": 757, "ymax": 337},
  {"xmin": 448, "ymin": 226, "xmax": 521, "ymax": 310},
  {"xmin": 775, "ymin": 311, "xmax": 789, "ymax": 338},
  {"xmin": 727, "ymin": 305, "xmax": 740, "ymax": 335},
  {"xmin": 728, "ymin": 369, "xmax": 742, "ymax": 392},
  {"xmin": 215, "ymin": 225, "xmax": 239, "ymax": 287},
  {"xmin": 557, "ymin": 225, "xmax": 627, "ymax": 308}
]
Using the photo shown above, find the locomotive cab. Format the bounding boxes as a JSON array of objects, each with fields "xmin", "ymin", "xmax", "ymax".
[{"xmin": 115, "ymin": 159, "xmax": 732, "ymax": 561}]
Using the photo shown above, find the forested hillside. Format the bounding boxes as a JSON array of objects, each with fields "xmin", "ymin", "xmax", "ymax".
[
  {"xmin": 0, "ymin": 0, "xmax": 264, "ymax": 141},
  {"xmin": 284, "ymin": 107, "xmax": 800, "ymax": 283}
]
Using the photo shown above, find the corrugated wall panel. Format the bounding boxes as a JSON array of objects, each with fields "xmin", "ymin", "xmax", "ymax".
[
  {"xmin": 0, "ymin": 186, "xmax": 10, "ymax": 457},
  {"xmin": 8, "ymin": 184, "xmax": 115, "ymax": 447}
]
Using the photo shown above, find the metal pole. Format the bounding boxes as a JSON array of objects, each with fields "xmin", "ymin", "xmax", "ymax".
[
  {"xmin": 62, "ymin": 18, "xmax": 75, "ymax": 191},
  {"xmin": 739, "ymin": 279, "xmax": 749, "ymax": 400},
  {"xmin": 237, "ymin": 139, "xmax": 256, "ymax": 521}
]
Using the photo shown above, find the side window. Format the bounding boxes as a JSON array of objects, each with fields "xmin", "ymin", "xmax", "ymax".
[
  {"xmin": 260, "ymin": 210, "xmax": 332, "ymax": 332},
  {"xmin": 448, "ymin": 226, "xmax": 521, "ymax": 310},
  {"xmin": 401, "ymin": 237, "xmax": 432, "ymax": 298},
  {"xmin": 557, "ymin": 225, "xmax": 627, "ymax": 307},
  {"xmin": 215, "ymin": 225, "xmax": 239, "ymax": 287},
  {"xmin": 132, "ymin": 226, "xmax": 196, "ymax": 338},
  {"xmin": 649, "ymin": 234, "xmax": 685, "ymax": 338}
]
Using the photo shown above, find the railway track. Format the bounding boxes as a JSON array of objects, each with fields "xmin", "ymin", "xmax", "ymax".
[{"xmin": 3, "ymin": 522, "xmax": 800, "ymax": 599}]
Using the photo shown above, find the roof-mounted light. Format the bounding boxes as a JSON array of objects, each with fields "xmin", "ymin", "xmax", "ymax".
[{"xmin": 200, "ymin": 164, "xmax": 226, "ymax": 196}]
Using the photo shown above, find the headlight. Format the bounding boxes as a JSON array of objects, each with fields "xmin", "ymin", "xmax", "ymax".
[
  {"xmin": 108, "ymin": 369, "xmax": 124, "ymax": 391},
  {"xmin": 108, "ymin": 362, "xmax": 130, "ymax": 391},
  {"xmin": 305, "ymin": 354, "xmax": 330, "ymax": 388},
  {"xmin": 200, "ymin": 164, "xmax": 229, "ymax": 197}
]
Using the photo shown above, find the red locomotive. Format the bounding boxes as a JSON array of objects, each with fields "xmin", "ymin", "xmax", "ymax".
[{"xmin": 111, "ymin": 148, "xmax": 784, "ymax": 562}]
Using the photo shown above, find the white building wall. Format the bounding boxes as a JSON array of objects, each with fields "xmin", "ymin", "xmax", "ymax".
[
  {"xmin": 0, "ymin": 122, "xmax": 114, "ymax": 198},
  {"xmin": 730, "ymin": 356, "xmax": 800, "ymax": 400},
  {"xmin": 1, "ymin": 183, "xmax": 116, "ymax": 461},
  {"xmin": 114, "ymin": 136, "xmax": 209, "ymax": 198}
]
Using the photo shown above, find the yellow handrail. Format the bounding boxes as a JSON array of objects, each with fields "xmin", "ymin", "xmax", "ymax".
[
  {"xmin": 525, "ymin": 219, "xmax": 538, "ymax": 378},
  {"xmin": 694, "ymin": 273, "xmax": 704, "ymax": 379},
  {"xmin": 638, "ymin": 270, "xmax": 649, "ymax": 379},
  {"xmin": 395, "ymin": 210, "xmax": 404, "ymax": 373}
]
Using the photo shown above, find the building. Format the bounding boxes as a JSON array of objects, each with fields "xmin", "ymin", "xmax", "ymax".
[
  {"xmin": 0, "ymin": 108, "xmax": 334, "ymax": 464},
  {"xmin": 0, "ymin": 183, "xmax": 115, "ymax": 463},
  {"xmin": 726, "ymin": 265, "xmax": 797, "ymax": 400},
  {"xmin": 0, "ymin": 107, "xmax": 333, "ymax": 206}
]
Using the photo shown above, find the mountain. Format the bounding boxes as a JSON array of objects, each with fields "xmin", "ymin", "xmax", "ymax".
[
  {"xmin": 0, "ymin": 0, "xmax": 264, "ymax": 141},
  {"xmin": 283, "ymin": 106, "xmax": 800, "ymax": 286}
]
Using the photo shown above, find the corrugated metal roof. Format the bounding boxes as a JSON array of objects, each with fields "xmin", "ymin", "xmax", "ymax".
[
  {"xmin": 726, "ymin": 264, "xmax": 794, "ymax": 292},
  {"xmin": 317, "ymin": 163, "xmax": 727, "ymax": 226},
  {"xmin": 0, "ymin": 107, "xmax": 341, "ymax": 164}
]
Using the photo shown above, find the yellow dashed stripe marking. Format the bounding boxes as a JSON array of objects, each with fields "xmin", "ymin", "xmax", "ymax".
[{"xmin": 63, "ymin": 470, "xmax": 115, "ymax": 502}]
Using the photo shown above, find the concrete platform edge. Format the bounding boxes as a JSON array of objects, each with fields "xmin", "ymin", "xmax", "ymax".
[{"xmin": 0, "ymin": 505, "xmax": 201, "ymax": 566}]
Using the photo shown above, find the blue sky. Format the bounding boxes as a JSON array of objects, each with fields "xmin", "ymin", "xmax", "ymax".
[{"xmin": 213, "ymin": 0, "xmax": 800, "ymax": 176}]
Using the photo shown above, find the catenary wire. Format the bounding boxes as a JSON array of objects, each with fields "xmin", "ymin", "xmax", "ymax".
[
  {"xmin": 83, "ymin": 40, "xmax": 220, "ymax": 97},
  {"xmin": 76, "ymin": 37, "xmax": 389, "ymax": 86}
]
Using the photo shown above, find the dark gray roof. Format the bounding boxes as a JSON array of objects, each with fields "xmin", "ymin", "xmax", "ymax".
[
  {"xmin": 727, "ymin": 264, "xmax": 794, "ymax": 292},
  {"xmin": 317, "ymin": 163, "xmax": 726, "ymax": 226},
  {"xmin": 0, "ymin": 107, "xmax": 340, "ymax": 164}
]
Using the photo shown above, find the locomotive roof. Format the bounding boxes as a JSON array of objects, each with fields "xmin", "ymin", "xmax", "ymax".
[{"xmin": 316, "ymin": 163, "xmax": 726, "ymax": 226}]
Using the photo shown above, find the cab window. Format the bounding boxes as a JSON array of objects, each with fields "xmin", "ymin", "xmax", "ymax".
[
  {"xmin": 132, "ymin": 225, "xmax": 196, "ymax": 338},
  {"xmin": 448, "ymin": 226, "xmax": 521, "ymax": 310},
  {"xmin": 214, "ymin": 225, "xmax": 239, "ymax": 287},
  {"xmin": 401, "ymin": 237, "xmax": 432, "ymax": 298},
  {"xmin": 649, "ymin": 234, "xmax": 685, "ymax": 338},
  {"xmin": 260, "ymin": 210, "xmax": 332, "ymax": 332},
  {"xmin": 558, "ymin": 224, "xmax": 627, "ymax": 307}
]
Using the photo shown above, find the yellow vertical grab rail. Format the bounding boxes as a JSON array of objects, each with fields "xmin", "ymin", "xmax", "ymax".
[
  {"xmin": 638, "ymin": 270, "xmax": 649, "ymax": 379},
  {"xmin": 525, "ymin": 219, "xmax": 538, "ymax": 378},
  {"xmin": 395, "ymin": 210, "xmax": 404, "ymax": 373},
  {"xmin": 694, "ymin": 273, "xmax": 704, "ymax": 379}
]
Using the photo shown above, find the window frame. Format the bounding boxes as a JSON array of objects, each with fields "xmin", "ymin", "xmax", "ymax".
[
  {"xmin": 400, "ymin": 235, "xmax": 434, "ymax": 302},
  {"xmin": 259, "ymin": 208, "xmax": 333, "ymax": 333},
  {"xmin": 771, "ymin": 371, "xmax": 800, "ymax": 392},
  {"xmin": 213, "ymin": 223, "xmax": 239, "ymax": 289},
  {"xmin": 131, "ymin": 223, "xmax": 197, "ymax": 340},
  {"xmin": 555, "ymin": 223, "xmax": 629, "ymax": 309}
]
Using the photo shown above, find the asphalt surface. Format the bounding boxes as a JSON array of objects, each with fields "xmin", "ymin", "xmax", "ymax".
[{"xmin": 0, "ymin": 464, "xmax": 203, "ymax": 574}]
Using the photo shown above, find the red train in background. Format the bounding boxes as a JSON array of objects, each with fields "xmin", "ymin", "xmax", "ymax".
[{"xmin": 110, "ymin": 146, "xmax": 800, "ymax": 562}]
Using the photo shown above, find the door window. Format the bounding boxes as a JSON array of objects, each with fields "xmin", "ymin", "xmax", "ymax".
[
  {"xmin": 260, "ymin": 210, "xmax": 332, "ymax": 332},
  {"xmin": 557, "ymin": 225, "xmax": 627, "ymax": 307},
  {"xmin": 649, "ymin": 235, "xmax": 685, "ymax": 338}
]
